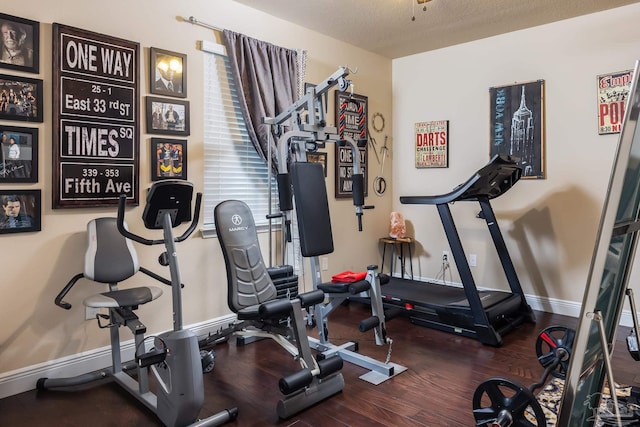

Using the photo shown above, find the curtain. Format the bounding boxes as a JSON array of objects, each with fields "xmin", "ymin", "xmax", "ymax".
[{"xmin": 222, "ymin": 30, "xmax": 301, "ymax": 174}]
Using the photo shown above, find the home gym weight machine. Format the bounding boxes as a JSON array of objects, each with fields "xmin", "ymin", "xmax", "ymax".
[
  {"xmin": 262, "ymin": 66, "xmax": 405, "ymax": 382},
  {"xmin": 37, "ymin": 181, "xmax": 237, "ymax": 427}
]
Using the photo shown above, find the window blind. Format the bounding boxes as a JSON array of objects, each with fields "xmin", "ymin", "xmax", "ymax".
[{"xmin": 202, "ymin": 46, "xmax": 276, "ymax": 231}]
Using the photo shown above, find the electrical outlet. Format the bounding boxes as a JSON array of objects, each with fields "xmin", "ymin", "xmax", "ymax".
[
  {"xmin": 469, "ymin": 254, "xmax": 477, "ymax": 267},
  {"xmin": 85, "ymin": 306, "xmax": 101, "ymax": 320},
  {"xmin": 442, "ymin": 250, "xmax": 449, "ymax": 262},
  {"xmin": 321, "ymin": 257, "xmax": 329, "ymax": 271}
]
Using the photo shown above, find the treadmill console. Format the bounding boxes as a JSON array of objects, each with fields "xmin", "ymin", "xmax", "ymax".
[{"xmin": 400, "ymin": 154, "xmax": 522, "ymax": 205}]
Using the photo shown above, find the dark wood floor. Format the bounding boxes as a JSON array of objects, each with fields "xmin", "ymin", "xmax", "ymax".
[{"xmin": 2, "ymin": 302, "xmax": 639, "ymax": 426}]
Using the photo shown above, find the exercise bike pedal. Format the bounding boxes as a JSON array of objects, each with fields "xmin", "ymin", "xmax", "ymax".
[
  {"xmin": 137, "ymin": 347, "xmax": 167, "ymax": 368},
  {"xmin": 200, "ymin": 349, "xmax": 215, "ymax": 373}
]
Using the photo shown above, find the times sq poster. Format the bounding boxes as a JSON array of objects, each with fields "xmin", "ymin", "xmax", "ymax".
[
  {"xmin": 415, "ymin": 120, "xmax": 448, "ymax": 168},
  {"xmin": 597, "ymin": 70, "xmax": 632, "ymax": 135}
]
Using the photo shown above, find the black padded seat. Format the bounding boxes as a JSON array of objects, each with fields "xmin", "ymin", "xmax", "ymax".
[
  {"xmin": 84, "ymin": 286, "xmax": 162, "ymax": 308},
  {"xmin": 317, "ymin": 282, "xmax": 352, "ymax": 293},
  {"xmin": 236, "ymin": 305, "xmax": 261, "ymax": 321},
  {"xmin": 318, "ymin": 281, "xmax": 371, "ymax": 295}
]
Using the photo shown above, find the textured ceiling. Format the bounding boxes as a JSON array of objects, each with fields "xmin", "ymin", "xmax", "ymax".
[{"xmin": 232, "ymin": 0, "xmax": 640, "ymax": 59}]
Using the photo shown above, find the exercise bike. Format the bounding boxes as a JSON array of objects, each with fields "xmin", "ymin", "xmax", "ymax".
[{"xmin": 37, "ymin": 180, "xmax": 237, "ymax": 427}]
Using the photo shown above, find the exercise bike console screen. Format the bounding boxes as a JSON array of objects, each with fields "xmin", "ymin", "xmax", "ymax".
[{"xmin": 142, "ymin": 179, "xmax": 193, "ymax": 229}]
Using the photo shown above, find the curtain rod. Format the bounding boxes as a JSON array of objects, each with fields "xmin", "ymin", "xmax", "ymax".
[{"xmin": 185, "ymin": 16, "xmax": 224, "ymax": 32}]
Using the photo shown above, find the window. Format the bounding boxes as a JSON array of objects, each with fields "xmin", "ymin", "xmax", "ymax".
[{"xmin": 202, "ymin": 42, "xmax": 277, "ymax": 234}]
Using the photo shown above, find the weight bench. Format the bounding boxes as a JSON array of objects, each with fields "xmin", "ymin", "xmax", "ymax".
[
  {"xmin": 289, "ymin": 161, "xmax": 405, "ymax": 383},
  {"xmin": 209, "ymin": 199, "xmax": 344, "ymax": 419}
]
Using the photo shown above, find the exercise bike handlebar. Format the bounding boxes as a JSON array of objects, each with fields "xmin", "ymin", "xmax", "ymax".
[
  {"xmin": 116, "ymin": 192, "xmax": 203, "ymax": 246},
  {"xmin": 53, "ymin": 268, "xmax": 183, "ymax": 310},
  {"xmin": 54, "ymin": 273, "xmax": 85, "ymax": 309}
]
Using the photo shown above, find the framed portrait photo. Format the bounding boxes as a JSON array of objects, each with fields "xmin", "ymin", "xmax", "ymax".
[
  {"xmin": 0, "ymin": 125, "xmax": 37, "ymax": 182},
  {"xmin": 150, "ymin": 47, "xmax": 187, "ymax": 98},
  {"xmin": 151, "ymin": 138, "xmax": 187, "ymax": 181},
  {"xmin": 0, "ymin": 13, "xmax": 39, "ymax": 74},
  {"xmin": 0, "ymin": 74, "xmax": 43, "ymax": 123},
  {"xmin": 146, "ymin": 96, "xmax": 190, "ymax": 136},
  {"xmin": 0, "ymin": 189, "xmax": 41, "ymax": 234}
]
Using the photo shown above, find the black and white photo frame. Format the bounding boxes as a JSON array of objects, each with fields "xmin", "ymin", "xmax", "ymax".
[{"xmin": 0, "ymin": 13, "xmax": 39, "ymax": 74}]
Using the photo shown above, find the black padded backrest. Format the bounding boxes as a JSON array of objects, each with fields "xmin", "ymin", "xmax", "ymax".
[
  {"xmin": 290, "ymin": 162, "xmax": 334, "ymax": 257},
  {"xmin": 214, "ymin": 200, "xmax": 277, "ymax": 312},
  {"xmin": 85, "ymin": 217, "xmax": 139, "ymax": 283}
]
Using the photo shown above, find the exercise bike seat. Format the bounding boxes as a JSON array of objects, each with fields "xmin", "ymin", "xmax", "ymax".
[
  {"xmin": 84, "ymin": 287, "xmax": 162, "ymax": 309},
  {"xmin": 81, "ymin": 217, "xmax": 162, "ymax": 309}
]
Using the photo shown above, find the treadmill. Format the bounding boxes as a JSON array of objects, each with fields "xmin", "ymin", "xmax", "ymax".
[{"xmin": 383, "ymin": 154, "xmax": 536, "ymax": 346}]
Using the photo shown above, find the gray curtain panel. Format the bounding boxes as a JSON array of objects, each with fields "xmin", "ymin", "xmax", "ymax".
[{"xmin": 222, "ymin": 30, "xmax": 299, "ymax": 174}]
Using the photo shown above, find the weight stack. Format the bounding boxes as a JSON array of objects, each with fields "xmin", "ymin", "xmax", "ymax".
[{"xmin": 268, "ymin": 265, "xmax": 299, "ymax": 300}]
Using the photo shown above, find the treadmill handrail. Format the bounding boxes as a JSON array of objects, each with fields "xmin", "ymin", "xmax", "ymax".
[{"xmin": 400, "ymin": 155, "xmax": 522, "ymax": 205}]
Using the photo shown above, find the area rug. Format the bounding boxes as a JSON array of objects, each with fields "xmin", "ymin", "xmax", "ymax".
[{"xmin": 528, "ymin": 378, "xmax": 638, "ymax": 426}]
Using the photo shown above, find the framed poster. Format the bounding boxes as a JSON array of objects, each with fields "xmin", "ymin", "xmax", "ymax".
[
  {"xmin": 597, "ymin": 70, "xmax": 632, "ymax": 135},
  {"xmin": 334, "ymin": 92, "xmax": 368, "ymax": 199},
  {"xmin": 0, "ymin": 189, "xmax": 41, "ymax": 234},
  {"xmin": 0, "ymin": 13, "xmax": 39, "ymax": 74},
  {"xmin": 150, "ymin": 47, "xmax": 187, "ymax": 98},
  {"xmin": 146, "ymin": 96, "xmax": 190, "ymax": 136},
  {"xmin": 489, "ymin": 80, "xmax": 545, "ymax": 179},
  {"xmin": 415, "ymin": 120, "xmax": 448, "ymax": 168},
  {"xmin": 0, "ymin": 125, "xmax": 37, "ymax": 182},
  {"xmin": 151, "ymin": 138, "xmax": 187, "ymax": 181},
  {"xmin": 0, "ymin": 74, "xmax": 43, "ymax": 122},
  {"xmin": 52, "ymin": 24, "xmax": 140, "ymax": 209}
]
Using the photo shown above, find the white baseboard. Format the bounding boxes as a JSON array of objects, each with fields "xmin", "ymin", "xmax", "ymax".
[
  {"xmin": 526, "ymin": 293, "xmax": 639, "ymax": 328},
  {"xmin": 0, "ymin": 313, "xmax": 236, "ymax": 400},
  {"xmin": 399, "ymin": 274, "xmax": 639, "ymax": 328},
  {"xmin": 524, "ymin": 294, "xmax": 582, "ymax": 318}
]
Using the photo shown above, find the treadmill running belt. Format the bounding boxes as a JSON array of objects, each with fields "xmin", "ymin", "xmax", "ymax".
[{"xmin": 382, "ymin": 277, "xmax": 511, "ymax": 309}]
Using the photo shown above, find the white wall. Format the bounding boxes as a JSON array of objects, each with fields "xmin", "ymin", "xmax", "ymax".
[
  {"xmin": 0, "ymin": 0, "xmax": 393, "ymax": 393},
  {"xmin": 392, "ymin": 4, "xmax": 640, "ymax": 307}
]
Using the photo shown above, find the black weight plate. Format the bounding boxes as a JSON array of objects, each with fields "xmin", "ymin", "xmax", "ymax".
[
  {"xmin": 535, "ymin": 325, "xmax": 575, "ymax": 380},
  {"xmin": 472, "ymin": 377, "xmax": 546, "ymax": 427}
]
